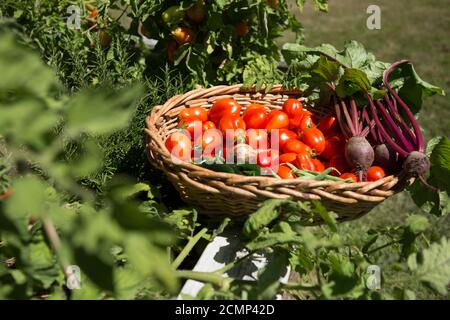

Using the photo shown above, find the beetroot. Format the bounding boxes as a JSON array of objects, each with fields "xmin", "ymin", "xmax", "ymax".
[
  {"xmin": 368, "ymin": 60, "xmax": 433, "ymax": 188},
  {"xmin": 335, "ymin": 96, "xmax": 375, "ymax": 181}
]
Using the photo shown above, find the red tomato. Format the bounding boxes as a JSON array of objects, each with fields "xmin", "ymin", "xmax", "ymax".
[
  {"xmin": 272, "ymin": 129, "xmax": 297, "ymax": 149},
  {"xmin": 311, "ymin": 158, "xmax": 325, "ymax": 172},
  {"xmin": 235, "ymin": 21, "xmax": 249, "ymax": 37},
  {"xmin": 179, "ymin": 106, "xmax": 208, "ymax": 122},
  {"xmin": 165, "ymin": 132, "xmax": 192, "ymax": 162},
  {"xmin": 318, "ymin": 115, "xmax": 338, "ymax": 136},
  {"xmin": 177, "ymin": 118, "xmax": 203, "ymax": 138},
  {"xmin": 297, "ymin": 113, "xmax": 316, "ymax": 133},
  {"xmin": 202, "ymin": 121, "xmax": 216, "ymax": 131},
  {"xmin": 266, "ymin": 110, "xmax": 289, "ymax": 131},
  {"xmin": 296, "ymin": 152, "xmax": 315, "ymax": 171},
  {"xmin": 340, "ymin": 173, "xmax": 358, "ymax": 182},
  {"xmin": 243, "ymin": 104, "xmax": 269, "ymax": 129},
  {"xmin": 277, "ymin": 165, "xmax": 296, "ymax": 179},
  {"xmin": 282, "ymin": 139, "xmax": 311, "ymax": 154},
  {"xmin": 246, "ymin": 129, "xmax": 269, "ymax": 151},
  {"xmin": 219, "ymin": 115, "xmax": 246, "ymax": 142},
  {"xmin": 282, "ymin": 99, "xmax": 304, "ymax": 128},
  {"xmin": 329, "ymin": 154, "xmax": 351, "ymax": 176},
  {"xmin": 321, "ymin": 135, "xmax": 346, "ymax": 161},
  {"xmin": 367, "ymin": 166, "xmax": 386, "ymax": 181},
  {"xmin": 279, "ymin": 153, "xmax": 298, "ymax": 164},
  {"xmin": 257, "ymin": 150, "xmax": 278, "ymax": 168},
  {"xmin": 195, "ymin": 129, "xmax": 223, "ymax": 153},
  {"xmin": 302, "ymin": 128, "xmax": 325, "ymax": 155},
  {"xmin": 209, "ymin": 98, "xmax": 242, "ymax": 124}
]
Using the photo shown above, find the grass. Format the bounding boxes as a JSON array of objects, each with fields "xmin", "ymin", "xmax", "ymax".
[{"xmin": 280, "ymin": 0, "xmax": 450, "ymax": 298}]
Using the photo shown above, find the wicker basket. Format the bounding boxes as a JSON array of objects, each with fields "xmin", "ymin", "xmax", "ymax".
[{"xmin": 145, "ymin": 84, "xmax": 407, "ymax": 223}]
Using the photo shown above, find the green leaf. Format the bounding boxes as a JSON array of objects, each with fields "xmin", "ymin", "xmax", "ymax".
[
  {"xmin": 252, "ymin": 250, "xmax": 289, "ymax": 299},
  {"xmin": 313, "ymin": 201, "xmax": 337, "ymax": 232},
  {"xmin": 389, "ymin": 63, "xmax": 445, "ymax": 114},
  {"xmin": 313, "ymin": 0, "xmax": 328, "ymax": 12},
  {"xmin": 0, "ymin": 32, "xmax": 59, "ymax": 97},
  {"xmin": 408, "ymin": 237, "xmax": 450, "ymax": 295},
  {"xmin": 124, "ymin": 234, "xmax": 178, "ymax": 294},
  {"xmin": 336, "ymin": 68, "xmax": 371, "ymax": 97},
  {"xmin": 246, "ymin": 232, "xmax": 303, "ymax": 251},
  {"xmin": 242, "ymin": 199, "xmax": 288, "ymax": 238},
  {"xmin": 406, "ymin": 215, "xmax": 430, "ymax": 234},
  {"xmin": 65, "ymin": 85, "xmax": 143, "ymax": 136},
  {"xmin": 4, "ymin": 176, "xmax": 47, "ymax": 239},
  {"xmin": 311, "ymin": 56, "xmax": 340, "ymax": 82},
  {"xmin": 409, "ymin": 137, "xmax": 450, "ymax": 216},
  {"xmin": 429, "ymin": 136, "xmax": 450, "ymax": 193}
]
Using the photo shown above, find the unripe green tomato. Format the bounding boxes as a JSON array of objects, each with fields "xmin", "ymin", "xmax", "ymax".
[{"xmin": 162, "ymin": 6, "xmax": 184, "ymax": 25}]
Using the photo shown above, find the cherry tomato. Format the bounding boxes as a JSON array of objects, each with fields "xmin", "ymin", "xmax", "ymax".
[
  {"xmin": 172, "ymin": 27, "xmax": 195, "ymax": 44},
  {"xmin": 195, "ymin": 129, "xmax": 223, "ymax": 153},
  {"xmin": 266, "ymin": 110, "xmax": 289, "ymax": 131},
  {"xmin": 272, "ymin": 129, "xmax": 297, "ymax": 149},
  {"xmin": 257, "ymin": 150, "xmax": 278, "ymax": 168},
  {"xmin": 243, "ymin": 104, "xmax": 269, "ymax": 129},
  {"xmin": 89, "ymin": 9, "xmax": 98, "ymax": 18},
  {"xmin": 279, "ymin": 153, "xmax": 298, "ymax": 164},
  {"xmin": 297, "ymin": 113, "xmax": 316, "ymax": 133},
  {"xmin": 282, "ymin": 139, "xmax": 311, "ymax": 155},
  {"xmin": 283, "ymin": 99, "xmax": 304, "ymax": 128},
  {"xmin": 209, "ymin": 98, "xmax": 242, "ymax": 124},
  {"xmin": 311, "ymin": 158, "xmax": 325, "ymax": 172},
  {"xmin": 165, "ymin": 131, "xmax": 192, "ymax": 162},
  {"xmin": 367, "ymin": 166, "xmax": 386, "ymax": 182},
  {"xmin": 177, "ymin": 118, "xmax": 203, "ymax": 138},
  {"xmin": 277, "ymin": 165, "xmax": 296, "ymax": 179},
  {"xmin": 329, "ymin": 154, "xmax": 351, "ymax": 176},
  {"xmin": 246, "ymin": 129, "xmax": 269, "ymax": 151},
  {"xmin": 235, "ymin": 21, "xmax": 249, "ymax": 37},
  {"xmin": 219, "ymin": 115, "xmax": 246, "ymax": 143},
  {"xmin": 179, "ymin": 106, "xmax": 208, "ymax": 122},
  {"xmin": 202, "ymin": 121, "xmax": 216, "ymax": 131},
  {"xmin": 268, "ymin": 0, "xmax": 280, "ymax": 9},
  {"xmin": 317, "ymin": 115, "xmax": 338, "ymax": 137},
  {"xmin": 302, "ymin": 127, "xmax": 325, "ymax": 155},
  {"xmin": 186, "ymin": 0, "xmax": 205, "ymax": 24},
  {"xmin": 340, "ymin": 173, "xmax": 358, "ymax": 182},
  {"xmin": 296, "ymin": 152, "xmax": 315, "ymax": 171},
  {"xmin": 320, "ymin": 135, "xmax": 346, "ymax": 161}
]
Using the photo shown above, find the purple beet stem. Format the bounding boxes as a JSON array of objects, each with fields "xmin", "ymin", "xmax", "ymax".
[
  {"xmin": 384, "ymin": 96, "xmax": 418, "ymax": 147},
  {"xmin": 367, "ymin": 93, "xmax": 408, "ymax": 157},
  {"xmin": 383, "ymin": 60, "xmax": 425, "ymax": 152},
  {"xmin": 375, "ymin": 100, "xmax": 415, "ymax": 152}
]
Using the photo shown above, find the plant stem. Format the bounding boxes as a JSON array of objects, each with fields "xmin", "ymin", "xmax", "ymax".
[
  {"xmin": 42, "ymin": 216, "xmax": 70, "ymax": 278},
  {"xmin": 281, "ymin": 282, "xmax": 320, "ymax": 291},
  {"xmin": 366, "ymin": 239, "xmax": 400, "ymax": 255},
  {"xmin": 172, "ymin": 227, "xmax": 208, "ymax": 270},
  {"xmin": 175, "ymin": 270, "xmax": 226, "ymax": 287}
]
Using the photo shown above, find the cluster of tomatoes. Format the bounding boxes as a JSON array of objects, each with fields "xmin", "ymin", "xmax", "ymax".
[{"xmin": 165, "ymin": 97, "xmax": 386, "ymax": 182}]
